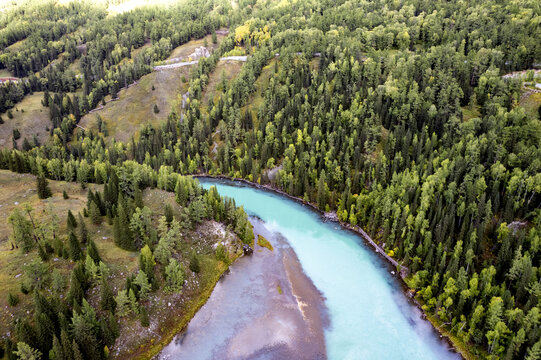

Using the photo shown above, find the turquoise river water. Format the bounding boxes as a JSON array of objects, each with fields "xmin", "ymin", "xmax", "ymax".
[{"xmin": 162, "ymin": 178, "xmax": 461, "ymax": 360}]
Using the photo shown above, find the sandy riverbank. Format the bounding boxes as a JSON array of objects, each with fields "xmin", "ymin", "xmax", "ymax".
[{"xmin": 158, "ymin": 217, "xmax": 328, "ymax": 359}]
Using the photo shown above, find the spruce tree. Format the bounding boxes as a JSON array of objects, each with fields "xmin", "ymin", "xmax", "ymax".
[
  {"xmin": 140, "ymin": 306, "xmax": 150, "ymax": 327},
  {"xmin": 68, "ymin": 232, "xmax": 82, "ymax": 261},
  {"xmin": 87, "ymin": 238, "xmax": 101, "ymax": 263},
  {"xmin": 100, "ymin": 278, "xmax": 116, "ymax": 313},
  {"xmin": 78, "ymin": 214, "xmax": 88, "ymax": 244},
  {"xmin": 36, "ymin": 174, "xmax": 52, "ymax": 199},
  {"xmin": 89, "ymin": 201, "xmax": 101, "ymax": 225},
  {"xmin": 67, "ymin": 210, "xmax": 77, "ymax": 229},
  {"xmin": 164, "ymin": 203, "xmax": 174, "ymax": 225}
]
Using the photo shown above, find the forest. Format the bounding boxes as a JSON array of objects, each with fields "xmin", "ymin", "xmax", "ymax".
[{"xmin": 0, "ymin": 0, "xmax": 540, "ymax": 358}]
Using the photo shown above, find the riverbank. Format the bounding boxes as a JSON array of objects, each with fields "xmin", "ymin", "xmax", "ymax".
[
  {"xmin": 193, "ymin": 174, "xmax": 466, "ymax": 359},
  {"xmin": 112, "ymin": 223, "xmax": 244, "ymax": 359},
  {"xmin": 159, "ymin": 218, "xmax": 328, "ymax": 359}
]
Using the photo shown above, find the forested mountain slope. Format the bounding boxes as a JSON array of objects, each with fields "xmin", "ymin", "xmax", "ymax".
[{"xmin": 0, "ymin": 0, "xmax": 540, "ymax": 358}]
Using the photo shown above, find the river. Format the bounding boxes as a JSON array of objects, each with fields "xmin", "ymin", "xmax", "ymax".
[{"xmin": 159, "ymin": 179, "xmax": 460, "ymax": 360}]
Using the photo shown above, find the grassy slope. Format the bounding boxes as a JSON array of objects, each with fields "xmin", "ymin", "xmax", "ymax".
[
  {"xmin": 0, "ymin": 171, "xmax": 131, "ymax": 340},
  {"xmin": 519, "ymin": 91, "xmax": 541, "ymax": 119},
  {"xmin": 461, "ymin": 104, "xmax": 481, "ymax": 122},
  {"xmin": 201, "ymin": 60, "xmax": 244, "ymax": 106},
  {"xmin": 77, "ymin": 34, "xmax": 226, "ymax": 143},
  {"xmin": 0, "ymin": 69, "xmax": 16, "ymax": 78},
  {"xmin": 0, "ymin": 92, "xmax": 50, "ymax": 148},
  {"xmin": 77, "ymin": 66, "xmax": 191, "ymax": 143},
  {"xmin": 0, "ymin": 170, "xmax": 242, "ymax": 359}
]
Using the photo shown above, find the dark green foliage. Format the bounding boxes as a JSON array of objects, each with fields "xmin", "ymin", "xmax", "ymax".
[
  {"xmin": 68, "ymin": 232, "xmax": 82, "ymax": 261},
  {"xmin": 36, "ymin": 174, "xmax": 52, "ymax": 199},
  {"xmin": 78, "ymin": 213, "xmax": 88, "ymax": 244},
  {"xmin": 7, "ymin": 110, "xmax": 13, "ymax": 119},
  {"xmin": 87, "ymin": 238, "xmax": 101, "ymax": 263},
  {"xmin": 140, "ymin": 306, "xmax": 150, "ymax": 327},
  {"xmin": 7, "ymin": 292, "xmax": 19, "ymax": 307},
  {"xmin": 38, "ymin": 243, "xmax": 49, "ymax": 261},
  {"xmin": 164, "ymin": 203, "xmax": 174, "ymax": 225},
  {"xmin": 189, "ymin": 252, "xmax": 200, "ymax": 274},
  {"xmin": 153, "ymin": 104, "xmax": 159, "ymax": 113},
  {"xmin": 100, "ymin": 278, "xmax": 116, "ymax": 313},
  {"xmin": 67, "ymin": 210, "xmax": 77, "ymax": 229},
  {"xmin": 89, "ymin": 201, "xmax": 102, "ymax": 225},
  {"xmin": 22, "ymin": 137, "xmax": 32, "ymax": 151},
  {"xmin": 63, "ymin": 190, "xmax": 69, "ymax": 199}
]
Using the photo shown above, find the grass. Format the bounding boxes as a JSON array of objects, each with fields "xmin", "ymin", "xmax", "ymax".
[
  {"xmin": 242, "ymin": 58, "xmax": 276, "ymax": 128},
  {"xmin": 5, "ymin": 39, "xmax": 26, "ymax": 53},
  {"xmin": 0, "ymin": 170, "xmax": 245, "ymax": 359},
  {"xmin": 519, "ymin": 91, "xmax": 541, "ymax": 120},
  {"xmin": 0, "ymin": 69, "xmax": 16, "ymax": 78},
  {"xmin": 0, "ymin": 92, "xmax": 50, "ymax": 149},
  {"xmin": 0, "ymin": 171, "xmax": 112, "ymax": 339},
  {"xmin": 461, "ymin": 104, "xmax": 481, "ymax": 122},
  {"xmin": 77, "ymin": 66, "xmax": 190, "ymax": 143},
  {"xmin": 201, "ymin": 60, "xmax": 243, "ymax": 106},
  {"xmin": 257, "ymin": 234, "xmax": 273, "ymax": 251}
]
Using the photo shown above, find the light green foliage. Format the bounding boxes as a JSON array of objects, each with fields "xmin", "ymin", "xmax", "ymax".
[{"xmin": 164, "ymin": 258, "xmax": 185, "ymax": 294}]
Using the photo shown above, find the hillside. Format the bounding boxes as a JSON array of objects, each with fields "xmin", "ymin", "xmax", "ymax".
[{"xmin": 0, "ymin": 0, "xmax": 540, "ymax": 359}]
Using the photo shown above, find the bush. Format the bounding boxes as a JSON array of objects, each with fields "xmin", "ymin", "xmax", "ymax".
[
  {"xmin": 7, "ymin": 110, "xmax": 13, "ymax": 119},
  {"xmin": 63, "ymin": 190, "xmax": 69, "ymax": 199},
  {"xmin": 189, "ymin": 253, "xmax": 200, "ymax": 273},
  {"xmin": 153, "ymin": 104, "xmax": 160, "ymax": 113},
  {"xmin": 12, "ymin": 128, "xmax": 20, "ymax": 139},
  {"xmin": 7, "ymin": 292, "xmax": 19, "ymax": 307}
]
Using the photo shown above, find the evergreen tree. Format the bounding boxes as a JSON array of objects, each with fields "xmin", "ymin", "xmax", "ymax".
[
  {"xmin": 100, "ymin": 278, "xmax": 116, "ymax": 313},
  {"xmin": 68, "ymin": 232, "xmax": 82, "ymax": 261},
  {"xmin": 8, "ymin": 208, "xmax": 34, "ymax": 253},
  {"xmin": 77, "ymin": 214, "xmax": 88, "ymax": 244},
  {"xmin": 36, "ymin": 174, "xmax": 52, "ymax": 199},
  {"xmin": 67, "ymin": 210, "xmax": 77, "ymax": 229},
  {"xmin": 87, "ymin": 238, "xmax": 101, "ymax": 263}
]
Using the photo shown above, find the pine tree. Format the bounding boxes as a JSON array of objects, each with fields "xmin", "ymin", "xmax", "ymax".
[
  {"xmin": 14, "ymin": 342, "xmax": 41, "ymax": 360},
  {"xmin": 164, "ymin": 258, "xmax": 185, "ymax": 293},
  {"xmin": 133, "ymin": 271, "xmax": 151, "ymax": 300},
  {"xmin": 67, "ymin": 210, "xmax": 77, "ymax": 229},
  {"xmin": 50, "ymin": 335, "xmax": 65, "ymax": 360},
  {"xmin": 68, "ymin": 232, "xmax": 82, "ymax": 261},
  {"xmin": 89, "ymin": 201, "xmax": 101, "ymax": 225},
  {"xmin": 100, "ymin": 278, "xmax": 116, "ymax": 313},
  {"xmin": 140, "ymin": 306, "xmax": 150, "ymax": 327},
  {"xmin": 36, "ymin": 174, "xmax": 52, "ymax": 199},
  {"xmin": 77, "ymin": 214, "xmax": 88, "ymax": 244},
  {"xmin": 164, "ymin": 203, "xmax": 174, "ymax": 225},
  {"xmin": 87, "ymin": 238, "xmax": 101, "ymax": 263}
]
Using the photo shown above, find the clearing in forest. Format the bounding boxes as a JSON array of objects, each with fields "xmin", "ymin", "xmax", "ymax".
[
  {"xmin": 0, "ymin": 171, "xmax": 138, "ymax": 340},
  {"xmin": 165, "ymin": 32, "xmax": 226, "ymax": 64},
  {"xmin": 77, "ymin": 66, "xmax": 191, "ymax": 143},
  {"xmin": 0, "ymin": 92, "xmax": 50, "ymax": 149},
  {"xmin": 201, "ymin": 59, "xmax": 244, "ymax": 107}
]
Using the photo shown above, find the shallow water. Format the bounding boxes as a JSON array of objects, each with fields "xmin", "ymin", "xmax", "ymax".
[{"xmin": 161, "ymin": 179, "xmax": 460, "ymax": 360}]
